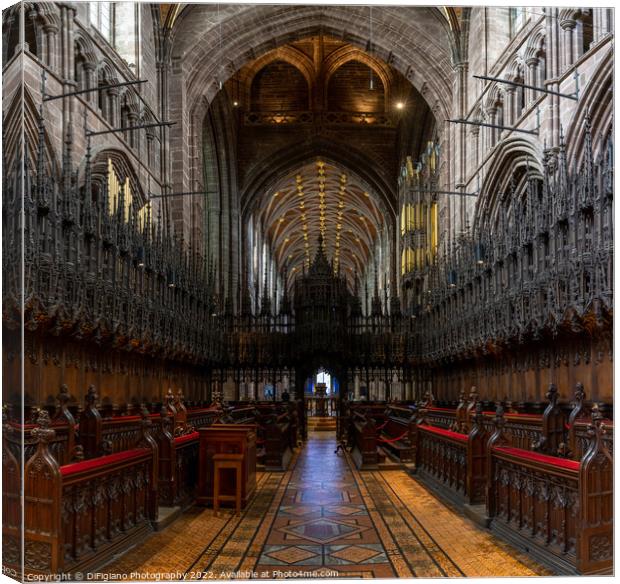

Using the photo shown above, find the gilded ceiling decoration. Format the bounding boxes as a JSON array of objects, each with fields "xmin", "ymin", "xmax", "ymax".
[{"xmin": 256, "ymin": 159, "xmax": 386, "ymax": 290}]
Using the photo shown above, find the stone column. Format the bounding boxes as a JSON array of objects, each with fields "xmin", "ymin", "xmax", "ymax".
[
  {"xmin": 107, "ymin": 87, "xmax": 120, "ymax": 127},
  {"xmin": 127, "ymin": 111, "xmax": 139, "ymax": 148},
  {"xmin": 573, "ymin": 18, "xmax": 584, "ymax": 62},
  {"xmin": 354, "ymin": 373, "xmax": 360, "ymax": 400},
  {"xmin": 525, "ymin": 58, "xmax": 539, "ymax": 105},
  {"xmin": 471, "ymin": 126, "xmax": 480, "ymax": 170},
  {"xmin": 545, "ymin": 9, "xmax": 561, "ymax": 147},
  {"xmin": 83, "ymin": 62, "xmax": 96, "ymax": 103},
  {"xmin": 560, "ymin": 18, "xmax": 576, "ymax": 71},
  {"xmin": 487, "ymin": 107, "xmax": 497, "ymax": 146}
]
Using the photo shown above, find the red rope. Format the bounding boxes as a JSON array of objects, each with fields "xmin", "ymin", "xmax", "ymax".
[
  {"xmin": 375, "ymin": 421, "xmax": 387, "ymax": 430},
  {"xmin": 378, "ymin": 431, "xmax": 409, "ymax": 444}
]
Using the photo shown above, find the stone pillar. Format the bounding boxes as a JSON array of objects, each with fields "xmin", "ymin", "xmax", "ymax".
[
  {"xmin": 545, "ymin": 9, "xmax": 561, "ymax": 148},
  {"xmin": 58, "ymin": 3, "xmax": 76, "ymax": 82},
  {"xmin": 83, "ymin": 62, "xmax": 96, "ymax": 103},
  {"xmin": 108, "ymin": 88, "xmax": 119, "ymax": 127},
  {"xmin": 573, "ymin": 18, "xmax": 584, "ymax": 62},
  {"xmin": 127, "ymin": 111, "xmax": 139, "ymax": 148},
  {"xmin": 354, "ymin": 373, "xmax": 360, "ymax": 400},
  {"xmin": 470, "ymin": 126, "xmax": 480, "ymax": 170},
  {"xmin": 525, "ymin": 58, "xmax": 539, "ymax": 104},
  {"xmin": 560, "ymin": 18, "xmax": 576, "ymax": 71},
  {"xmin": 487, "ymin": 107, "xmax": 497, "ymax": 146}
]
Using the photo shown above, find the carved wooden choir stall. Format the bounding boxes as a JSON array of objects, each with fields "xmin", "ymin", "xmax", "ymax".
[
  {"xmin": 342, "ymin": 384, "xmax": 612, "ymax": 575},
  {"xmin": 2, "ymin": 384, "xmax": 303, "ymax": 578}
]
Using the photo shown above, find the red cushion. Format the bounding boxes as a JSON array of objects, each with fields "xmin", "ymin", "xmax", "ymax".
[
  {"xmin": 420, "ymin": 425, "xmax": 468, "ymax": 442},
  {"xmin": 493, "ymin": 446, "xmax": 580, "ymax": 471},
  {"xmin": 61, "ymin": 448, "xmax": 150, "ymax": 476},
  {"xmin": 428, "ymin": 407, "xmax": 457, "ymax": 413},
  {"xmin": 174, "ymin": 431, "xmax": 199, "ymax": 446},
  {"xmin": 482, "ymin": 411, "xmax": 542, "ymax": 419}
]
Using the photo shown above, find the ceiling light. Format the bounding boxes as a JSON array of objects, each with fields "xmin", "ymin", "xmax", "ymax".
[
  {"xmin": 233, "ymin": 101, "xmax": 239, "ymax": 107},
  {"xmin": 396, "ymin": 101, "xmax": 405, "ymax": 110}
]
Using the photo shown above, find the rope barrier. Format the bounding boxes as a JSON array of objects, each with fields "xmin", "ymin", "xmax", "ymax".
[{"xmin": 378, "ymin": 431, "xmax": 409, "ymax": 444}]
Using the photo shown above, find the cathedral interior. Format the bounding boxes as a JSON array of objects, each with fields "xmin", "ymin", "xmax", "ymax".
[{"xmin": 1, "ymin": 2, "xmax": 614, "ymax": 580}]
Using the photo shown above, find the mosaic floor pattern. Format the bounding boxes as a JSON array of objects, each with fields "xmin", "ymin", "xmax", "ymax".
[{"xmin": 103, "ymin": 433, "xmax": 550, "ymax": 579}]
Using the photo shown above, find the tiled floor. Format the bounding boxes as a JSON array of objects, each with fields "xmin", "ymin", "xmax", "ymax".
[{"xmin": 104, "ymin": 433, "xmax": 550, "ymax": 579}]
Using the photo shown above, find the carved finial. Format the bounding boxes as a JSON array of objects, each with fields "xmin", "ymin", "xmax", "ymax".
[
  {"xmin": 493, "ymin": 403, "xmax": 505, "ymax": 428},
  {"xmin": 469, "ymin": 386, "xmax": 479, "ymax": 402},
  {"xmin": 473, "ymin": 401, "xmax": 484, "ymax": 427},
  {"xmin": 574, "ymin": 382, "xmax": 586, "ymax": 403},
  {"xmin": 85, "ymin": 385, "xmax": 98, "ymax": 406},
  {"xmin": 32, "ymin": 409, "xmax": 55, "ymax": 443},
  {"xmin": 587, "ymin": 403, "xmax": 608, "ymax": 441},
  {"xmin": 57, "ymin": 384, "xmax": 70, "ymax": 406},
  {"xmin": 37, "ymin": 409, "xmax": 51, "ymax": 429},
  {"xmin": 546, "ymin": 383, "xmax": 558, "ymax": 405}
]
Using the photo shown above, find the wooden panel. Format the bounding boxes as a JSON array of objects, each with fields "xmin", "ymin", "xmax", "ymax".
[{"xmin": 197, "ymin": 425, "xmax": 257, "ymax": 507}]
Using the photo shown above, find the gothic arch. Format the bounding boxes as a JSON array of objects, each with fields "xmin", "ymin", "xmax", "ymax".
[
  {"xmin": 473, "ymin": 137, "xmax": 543, "ymax": 233},
  {"xmin": 564, "ymin": 47, "xmax": 613, "ymax": 165},
  {"xmin": 524, "ymin": 26, "xmax": 546, "ymax": 61},
  {"xmin": 166, "ymin": 5, "xmax": 454, "ymax": 198},
  {"xmin": 89, "ymin": 148, "xmax": 146, "ymax": 207},
  {"xmin": 322, "ymin": 45, "xmax": 393, "ymax": 109},
  {"xmin": 242, "ymin": 46, "xmax": 315, "ymax": 108}
]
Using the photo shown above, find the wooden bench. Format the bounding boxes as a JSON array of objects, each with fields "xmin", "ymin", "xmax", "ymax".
[
  {"xmin": 260, "ymin": 410, "xmax": 293, "ymax": 470},
  {"xmin": 2, "ymin": 409, "xmax": 158, "ymax": 578},
  {"xmin": 377, "ymin": 405, "xmax": 416, "ymax": 462},
  {"xmin": 415, "ymin": 403, "xmax": 489, "ymax": 506},
  {"xmin": 350, "ymin": 408, "xmax": 379, "ymax": 468},
  {"xmin": 487, "ymin": 404, "xmax": 612, "ymax": 575}
]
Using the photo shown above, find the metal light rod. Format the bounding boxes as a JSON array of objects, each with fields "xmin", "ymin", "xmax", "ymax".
[
  {"xmin": 87, "ymin": 121, "xmax": 175, "ymax": 137},
  {"xmin": 410, "ymin": 189, "xmax": 479, "ymax": 198},
  {"xmin": 148, "ymin": 191, "xmax": 207, "ymax": 199},
  {"xmin": 446, "ymin": 118, "xmax": 538, "ymax": 136},
  {"xmin": 43, "ymin": 79, "xmax": 148, "ymax": 102},
  {"xmin": 473, "ymin": 74, "xmax": 578, "ymax": 101}
]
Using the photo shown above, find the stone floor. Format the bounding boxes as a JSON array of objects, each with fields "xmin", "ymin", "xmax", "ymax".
[{"xmin": 103, "ymin": 433, "xmax": 551, "ymax": 579}]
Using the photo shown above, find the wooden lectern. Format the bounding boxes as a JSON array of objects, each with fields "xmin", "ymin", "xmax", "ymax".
[{"xmin": 197, "ymin": 424, "xmax": 257, "ymax": 508}]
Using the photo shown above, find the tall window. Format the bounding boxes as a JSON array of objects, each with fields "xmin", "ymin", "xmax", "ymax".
[
  {"xmin": 90, "ymin": 2, "xmax": 112, "ymax": 42},
  {"xmin": 89, "ymin": 3, "xmax": 138, "ymax": 70},
  {"xmin": 509, "ymin": 7, "xmax": 527, "ymax": 37}
]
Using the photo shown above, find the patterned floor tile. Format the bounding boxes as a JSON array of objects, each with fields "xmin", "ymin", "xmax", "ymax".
[
  {"xmin": 102, "ymin": 431, "xmax": 550, "ymax": 579},
  {"xmin": 260, "ymin": 545, "xmax": 323, "ymax": 565},
  {"xmin": 326, "ymin": 544, "xmax": 387, "ymax": 564}
]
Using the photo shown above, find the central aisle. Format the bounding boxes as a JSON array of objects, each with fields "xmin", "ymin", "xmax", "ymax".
[{"xmin": 105, "ymin": 433, "xmax": 549, "ymax": 579}]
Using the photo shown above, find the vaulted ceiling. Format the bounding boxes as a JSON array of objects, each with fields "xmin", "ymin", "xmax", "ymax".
[
  {"xmin": 231, "ymin": 34, "xmax": 432, "ymax": 289},
  {"xmin": 257, "ymin": 160, "xmax": 386, "ymax": 289}
]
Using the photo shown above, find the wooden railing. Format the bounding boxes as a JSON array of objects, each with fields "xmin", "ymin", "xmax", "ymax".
[
  {"xmin": 3, "ymin": 409, "xmax": 158, "ymax": 578},
  {"xmin": 486, "ymin": 404, "xmax": 612, "ymax": 575}
]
